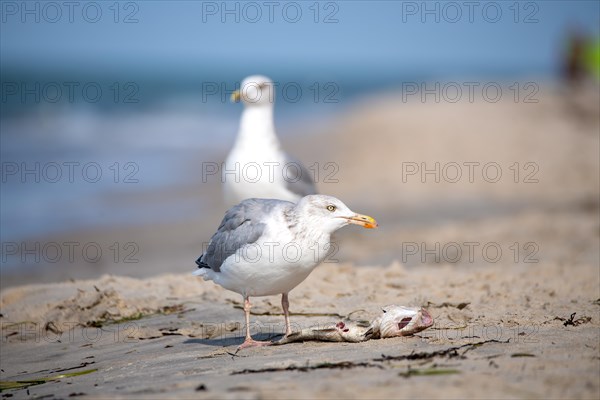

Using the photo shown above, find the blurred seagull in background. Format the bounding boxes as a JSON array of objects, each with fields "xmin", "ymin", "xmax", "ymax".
[
  {"xmin": 224, "ymin": 75, "xmax": 317, "ymax": 206},
  {"xmin": 193, "ymin": 194, "xmax": 378, "ymax": 350}
]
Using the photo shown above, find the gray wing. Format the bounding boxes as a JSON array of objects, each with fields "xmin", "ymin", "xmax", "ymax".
[
  {"xmin": 197, "ymin": 199, "xmax": 290, "ymax": 272},
  {"xmin": 283, "ymin": 153, "xmax": 317, "ymax": 198}
]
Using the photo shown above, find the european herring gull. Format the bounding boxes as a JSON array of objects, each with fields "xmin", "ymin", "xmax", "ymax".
[
  {"xmin": 193, "ymin": 194, "xmax": 377, "ymax": 349},
  {"xmin": 223, "ymin": 75, "xmax": 317, "ymax": 206}
]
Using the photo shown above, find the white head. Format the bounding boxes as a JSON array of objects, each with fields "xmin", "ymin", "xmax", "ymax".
[
  {"xmin": 294, "ymin": 195, "xmax": 378, "ymax": 235},
  {"xmin": 231, "ymin": 75, "xmax": 275, "ymax": 107}
]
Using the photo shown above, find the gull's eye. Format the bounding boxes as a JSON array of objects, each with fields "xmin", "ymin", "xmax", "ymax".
[{"xmin": 326, "ymin": 205, "xmax": 336, "ymax": 212}]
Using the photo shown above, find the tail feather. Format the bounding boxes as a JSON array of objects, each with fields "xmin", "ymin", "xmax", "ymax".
[
  {"xmin": 195, "ymin": 255, "xmax": 210, "ymax": 268},
  {"xmin": 193, "ymin": 254, "xmax": 211, "ymax": 276}
]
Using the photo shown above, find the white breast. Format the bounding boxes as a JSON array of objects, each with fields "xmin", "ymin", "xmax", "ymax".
[
  {"xmin": 211, "ymin": 221, "xmax": 330, "ymax": 297},
  {"xmin": 223, "ymin": 147, "xmax": 300, "ymax": 205}
]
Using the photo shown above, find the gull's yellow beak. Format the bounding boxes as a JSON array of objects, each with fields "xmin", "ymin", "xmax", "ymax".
[
  {"xmin": 230, "ymin": 90, "xmax": 241, "ymax": 103},
  {"xmin": 346, "ymin": 214, "xmax": 378, "ymax": 229}
]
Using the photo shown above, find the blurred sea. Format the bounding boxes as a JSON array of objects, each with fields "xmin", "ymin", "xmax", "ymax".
[
  {"xmin": 0, "ymin": 73, "xmax": 363, "ymax": 245},
  {"xmin": 1, "ymin": 69, "xmax": 555, "ymax": 246}
]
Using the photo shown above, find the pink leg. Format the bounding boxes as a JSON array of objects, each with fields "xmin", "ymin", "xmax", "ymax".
[
  {"xmin": 282, "ymin": 293, "xmax": 292, "ymax": 336},
  {"xmin": 237, "ymin": 296, "xmax": 271, "ymax": 351}
]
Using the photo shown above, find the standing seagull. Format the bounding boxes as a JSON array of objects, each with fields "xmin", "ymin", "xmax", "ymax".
[
  {"xmin": 194, "ymin": 194, "xmax": 377, "ymax": 349},
  {"xmin": 224, "ymin": 75, "xmax": 317, "ymax": 206}
]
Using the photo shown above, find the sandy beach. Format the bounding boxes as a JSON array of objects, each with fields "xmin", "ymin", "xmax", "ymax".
[{"xmin": 1, "ymin": 86, "xmax": 599, "ymax": 399}]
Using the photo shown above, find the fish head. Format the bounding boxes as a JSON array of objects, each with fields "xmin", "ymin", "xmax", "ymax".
[{"xmin": 378, "ymin": 305, "xmax": 434, "ymax": 338}]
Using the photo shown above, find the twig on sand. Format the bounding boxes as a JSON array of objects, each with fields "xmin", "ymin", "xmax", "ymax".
[
  {"xmin": 555, "ymin": 312, "xmax": 592, "ymax": 327},
  {"xmin": 232, "ymin": 360, "xmax": 384, "ymax": 375},
  {"xmin": 230, "ymin": 339, "xmax": 510, "ymax": 375},
  {"xmin": 375, "ymin": 339, "xmax": 510, "ymax": 362}
]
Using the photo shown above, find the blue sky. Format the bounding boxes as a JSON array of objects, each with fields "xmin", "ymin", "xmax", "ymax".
[{"xmin": 1, "ymin": 1, "xmax": 598, "ymax": 80}]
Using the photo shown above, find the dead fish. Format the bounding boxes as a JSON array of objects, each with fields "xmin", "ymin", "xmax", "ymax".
[{"xmin": 274, "ymin": 305, "xmax": 433, "ymax": 344}]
